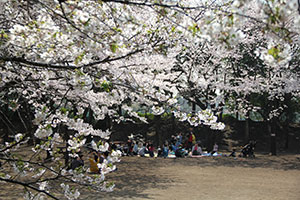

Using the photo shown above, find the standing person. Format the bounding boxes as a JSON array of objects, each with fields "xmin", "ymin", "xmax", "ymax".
[
  {"xmin": 183, "ymin": 134, "xmax": 189, "ymax": 149},
  {"xmin": 188, "ymin": 132, "xmax": 193, "ymax": 151},
  {"xmin": 126, "ymin": 139, "xmax": 133, "ymax": 156},
  {"xmin": 188, "ymin": 127, "xmax": 196, "ymax": 151},
  {"xmin": 210, "ymin": 143, "xmax": 219, "ymax": 156},
  {"xmin": 191, "ymin": 132, "xmax": 196, "ymax": 145}
]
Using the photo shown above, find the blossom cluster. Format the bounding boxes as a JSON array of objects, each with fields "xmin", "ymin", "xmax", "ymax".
[{"xmin": 1, "ymin": 0, "xmax": 300, "ymax": 199}]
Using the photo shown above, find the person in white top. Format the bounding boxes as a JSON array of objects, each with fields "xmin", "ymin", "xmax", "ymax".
[
  {"xmin": 210, "ymin": 143, "xmax": 218, "ymax": 156},
  {"xmin": 192, "ymin": 143, "xmax": 203, "ymax": 155}
]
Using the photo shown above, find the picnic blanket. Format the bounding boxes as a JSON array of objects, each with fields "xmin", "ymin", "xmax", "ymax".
[{"xmin": 190, "ymin": 152, "xmax": 223, "ymax": 157}]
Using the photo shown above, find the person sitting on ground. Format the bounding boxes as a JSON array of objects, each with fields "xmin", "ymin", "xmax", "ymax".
[
  {"xmin": 69, "ymin": 152, "xmax": 84, "ymax": 170},
  {"xmin": 132, "ymin": 141, "xmax": 138, "ymax": 155},
  {"xmin": 171, "ymin": 142, "xmax": 178, "ymax": 152},
  {"xmin": 229, "ymin": 148, "xmax": 236, "ymax": 157},
  {"xmin": 175, "ymin": 145, "xmax": 186, "ymax": 158},
  {"xmin": 241, "ymin": 140, "xmax": 256, "ymax": 158},
  {"xmin": 88, "ymin": 150, "xmax": 104, "ymax": 173},
  {"xmin": 162, "ymin": 143, "xmax": 169, "ymax": 158},
  {"xmin": 116, "ymin": 143, "xmax": 125, "ymax": 155},
  {"xmin": 148, "ymin": 143, "xmax": 155, "ymax": 157},
  {"xmin": 90, "ymin": 150, "xmax": 103, "ymax": 163},
  {"xmin": 110, "ymin": 142, "xmax": 117, "ymax": 151},
  {"xmin": 192, "ymin": 143, "xmax": 203, "ymax": 156},
  {"xmin": 157, "ymin": 146, "xmax": 163, "ymax": 157},
  {"xmin": 138, "ymin": 143, "xmax": 147, "ymax": 157},
  {"xmin": 103, "ymin": 151, "xmax": 112, "ymax": 164},
  {"xmin": 210, "ymin": 143, "xmax": 219, "ymax": 156}
]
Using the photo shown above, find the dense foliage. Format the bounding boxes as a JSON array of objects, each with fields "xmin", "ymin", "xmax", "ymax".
[{"xmin": 0, "ymin": 0, "xmax": 299, "ymax": 199}]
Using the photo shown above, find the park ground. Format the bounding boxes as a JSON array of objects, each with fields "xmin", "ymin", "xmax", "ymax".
[{"xmin": 1, "ymin": 153, "xmax": 300, "ymax": 200}]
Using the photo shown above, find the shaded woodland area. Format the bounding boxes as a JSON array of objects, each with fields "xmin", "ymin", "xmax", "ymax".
[
  {"xmin": 111, "ymin": 114, "xmax": 300, "ymax": 153},
  {"xmin": 2, "ymin": 106, "xmax": 299, "ymax": 155}
]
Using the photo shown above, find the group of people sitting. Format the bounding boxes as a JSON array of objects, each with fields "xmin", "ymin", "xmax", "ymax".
[
  {"xmin": 67, "ymin": 134, "xmax": 257, "ymax": 172},
  {"xmin": 116, "ymin": 131, "xmax": 256, "ymax": 159},
  {"xmin": 156, "ymin": 133, "xmax": 220, "ymax": 158},
  {"xmin": 114, "ymin": 130, "xmax": 221, "ymax": 159},
  {"xmin": 118, "ymin": 140, "xmax": 156, "ymax": 157},
  {"xmin": 68, "ymin": 142, "xmax": 116, "ymax": 173}
]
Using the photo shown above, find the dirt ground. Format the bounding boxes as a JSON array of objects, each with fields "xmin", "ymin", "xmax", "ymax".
[
  {"xmin": 87, "ymin": 153, "xmax": 300, "ymax": 200},
  {"xmin": 1, "ymin": 153, "xmax": 300, "ymax": 200}
]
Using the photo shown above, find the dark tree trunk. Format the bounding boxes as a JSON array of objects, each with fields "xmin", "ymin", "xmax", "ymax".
[
  {"xmin": 0, "ymin": 107, "xmax": 15, "ymax": 143},
  {"xmin": 155, "ymin": 115, "xmax": 162, "ymax": 147},
  {"xmin": 192, "ymin": 102, "xmax": 196, "ymax": 114},
  {"xmin": 245, "ymin": 117, "xmax": 249, "ymax": 143},
  {"xmin": 284, "ymin": 132, "xmax": 289, "ymax": 150},
  {"xmin": 218, "ymin": 110, "xmax": 223, "ymax": 122},
  {"xmin": 268, "ymin": 121, "xmax": 277, "ymax": 156},
  {"xmin": 270, "ymin": 133, "xmax": 277, "ymax": 155},
  {"xmin": 283, "ymin": 93, "xmax": 292, "ymax": 150},
  {"xmin": 172, "ymin": 114, "xmax": 176, "ymax": 136}
]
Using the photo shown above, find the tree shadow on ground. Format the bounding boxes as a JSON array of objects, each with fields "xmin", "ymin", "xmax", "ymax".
[
  {"xmin": 84, "ymin": 153, "xmax": 300, "ymax": 199},
  {"xmin": 82, "ymin": 158, "xmax": 175, "ymax": 199}
]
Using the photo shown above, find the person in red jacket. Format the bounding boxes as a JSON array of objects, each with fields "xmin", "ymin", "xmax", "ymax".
[
  {"xmin": 187, "ymin": 128, "xmax": 194, "ymax": 151},
  {"xmin": 148, "ymin": 143, "xmax": 155, "ymax": 157}
]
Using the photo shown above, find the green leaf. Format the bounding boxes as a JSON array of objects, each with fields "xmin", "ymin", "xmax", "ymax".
[
  {"xmin": 110, "ymin": 43, "xmax": 118, "ymax": 53},
  {"xmin": 171, "ymin": 26, "xmax": 176, "ymax": 33},
  {"xmin": 268, "ymin": 46, "xmax": 280, "ymax": 59},
  {"xmin": 60, "ymin": 107, "xmax": 68, "ymax": 114},
  {"xmin": 46, "ymin": 124, "xmax": 52, "ymax": 129}
]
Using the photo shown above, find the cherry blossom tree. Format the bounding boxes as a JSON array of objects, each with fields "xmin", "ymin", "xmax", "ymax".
[
  {"xmin": 0, "ymin": 0, "xmax": 300, "ymax": 199},
  {"xmin": 154, "ymin": 0, "xmax": 300, "ymax": 151}
]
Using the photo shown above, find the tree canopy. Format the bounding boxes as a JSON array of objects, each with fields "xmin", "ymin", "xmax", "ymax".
[{"xmin": 0, "ymin": 0, "xmax": 300, "ymax": 199}]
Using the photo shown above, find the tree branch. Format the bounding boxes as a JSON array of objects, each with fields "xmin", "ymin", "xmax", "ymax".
[
  {"xmin": 0, "ymin": 49, "xmax": 143, "ymax": 70},
  {"xmin": 0, "ymin": 177, "xmax": 60, "ymax": 200},
  {"xmin": 101, "ymin": 0, "xmax": 207, "ymax": 10}
]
